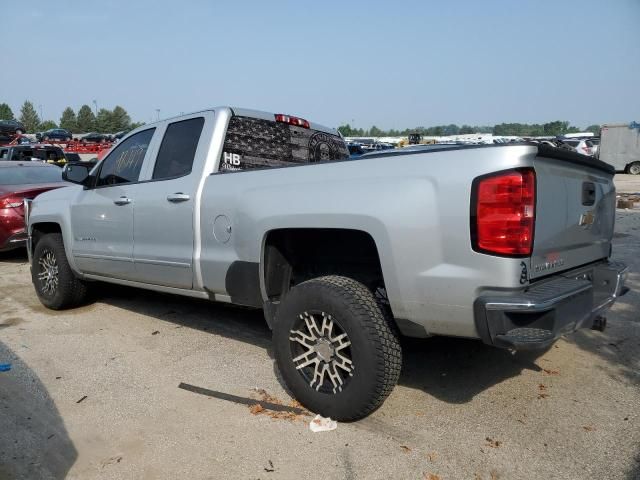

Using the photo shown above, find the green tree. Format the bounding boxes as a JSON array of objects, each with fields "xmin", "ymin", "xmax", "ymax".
[
  {"xmin": 586, "ymin": 124, "xmax": 601, "ymax": 136},
  {"xmin": 443, "ymin": 124, "xmax": 460, "ymax": 136},
  {"xmin": 129, "ymin": 121, "xmax": 145, "ymax": 130},
  {"xmin": 543, "ymin": 121, "xmax": 570, "ymax": 136},
  {"xmin": 38, "ymin": 120, "xmax": 58, "ymax": 131},
  {"xmin": 0, "ymin": 103, "xmax": 14, "ymax": 120},
  {"xmin": 19, "ymin": 101, "xmax": 40, "ymax": 133},
  {"xmin": 110, "ymin": 106, "xmax": 131, "ymax": 132},
  {"xmin": 76, "ymin": 104, "xmax": 96, "ymax": 132},
  {"xmin": 95, "ymin": 108, "xmax": 114, "ymax": 133},
  {"xmin": 338, "ymin": 124, "xmax": 353, "ymax": 137},
  {"xmin": 59, "ymin": 107, "xmax": 77, "ymax": 132},
  {"xmin": 369, "ymin": 125, "xmax": 383, "ymax": 137}
]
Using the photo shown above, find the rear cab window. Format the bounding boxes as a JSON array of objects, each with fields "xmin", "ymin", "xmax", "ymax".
[
  {"xmin": 219, "ymin": 115, "xmax": 348, "ymax": 173},
  {"xmin": 152, "ymin": 117, "xmax": 204, "ymax": 180}
]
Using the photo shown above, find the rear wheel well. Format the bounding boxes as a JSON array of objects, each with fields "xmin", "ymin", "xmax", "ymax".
[{"xmin": 263, "ymin": 229, "xmax": 388, "ymax": 321}]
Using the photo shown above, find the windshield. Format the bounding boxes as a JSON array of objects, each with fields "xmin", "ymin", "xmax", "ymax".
[{"xmin": 0, "ymin": 166, "xmax": 64, "ymax": 185}]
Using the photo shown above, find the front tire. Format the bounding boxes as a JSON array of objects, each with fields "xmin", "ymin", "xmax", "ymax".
[
  {"xmin": 273, "ymin": 275, "xmax": 402, "ymax": 421},
  {"xmin": 32, "ymin": 233, "xmax": 88, "ymax": 310}
]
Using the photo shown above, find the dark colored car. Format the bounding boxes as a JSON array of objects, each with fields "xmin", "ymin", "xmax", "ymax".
[
  {"xmin": 113, "ymin": 130, "xmax": 130, "ymax": 141},
  {"xmin": 36, "ymin": 128, "xmax": 72, "ymax": 142},
  {"xmin": 81, "ymin": 132, "xmax": 110, "ymax": 143},
  {"xmin": 0, "ymin": 119, "xmax": 26, "ymax": 136},
  {"xmin": 0, "ymin": 161, "xmax": 67, "ymax": 251},
  {"xmin": 0, "ymin": 145, "xmax": 67, "ymax": 164},
  {"xmin": 347, "ymin": 143, "xmax": 365, "ymax": 159}
]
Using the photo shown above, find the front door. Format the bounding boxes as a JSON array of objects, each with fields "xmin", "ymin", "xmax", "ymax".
[
  {"xmin": 131, "ymin": 116, "xmax": 206, "ymax": 289},
  {"xmin": 70, "ymin": 128, "xmax": 156, "ymax": 279}
]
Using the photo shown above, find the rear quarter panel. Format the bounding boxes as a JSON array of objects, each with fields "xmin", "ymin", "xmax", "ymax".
[{"xmin": 199, "ymin": 145, "xmax": 539, "ymax": 338}]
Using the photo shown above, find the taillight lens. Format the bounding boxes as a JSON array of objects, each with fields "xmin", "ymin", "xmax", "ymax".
[
  {"xmin": 0, "ymin": 196, "xmax": 24, "ymax": 209},
  {"xmin": 275, "ymin": 113, "xmax": 310, "ymax": 129},
  {"xmin": 472, "ymin": 168, "xmax": 536, "ymax": 256}
]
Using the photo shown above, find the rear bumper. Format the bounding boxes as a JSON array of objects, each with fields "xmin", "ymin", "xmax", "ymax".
[{"xmin": 474, "ymin": 260, "xmax": 628, "ymax": 350}]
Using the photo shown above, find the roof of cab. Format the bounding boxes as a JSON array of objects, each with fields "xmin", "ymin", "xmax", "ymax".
[{"xmin": 135, "ymin": 106, "xmax": 340, "ymax": 137}]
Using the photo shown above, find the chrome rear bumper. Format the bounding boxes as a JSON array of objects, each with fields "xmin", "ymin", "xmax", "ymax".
[{"xmin": 474, "ymin": 260, "xmax": 629, "ymax": 350}]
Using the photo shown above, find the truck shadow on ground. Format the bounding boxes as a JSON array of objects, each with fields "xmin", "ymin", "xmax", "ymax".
[
  {"xmin": 0, "ymin": 249, "xmax": 29, "ymax": 265},
  {"xmin": 96, "ymin": 282, "xmax": 545, "ymax": 405},
  {"xmin": 0, "ymin": 341, "xmax": 77, "ymax": 479}
]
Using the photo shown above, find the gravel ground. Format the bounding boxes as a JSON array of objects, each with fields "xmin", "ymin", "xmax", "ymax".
[{"xmin": 0, "ymin": 176, "xmax": 638, "ymax": 480}]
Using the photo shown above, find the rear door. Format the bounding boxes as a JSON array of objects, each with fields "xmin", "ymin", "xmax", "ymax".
[
  {"xmin": 530, "ymin": 148, "xmax": 616, "ymax": 279},
  {"xmin": 130, "ymin": 115, "xmax": 208, "ymax": 289}
]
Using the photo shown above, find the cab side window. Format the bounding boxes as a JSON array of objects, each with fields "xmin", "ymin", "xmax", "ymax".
[
  {"xmin": 152, "ymin": 117, "xmax": 204, "ymax": 180},
  {"xmin": 96, "ymin": 128, "xmax": 155, "ymax": 187}
]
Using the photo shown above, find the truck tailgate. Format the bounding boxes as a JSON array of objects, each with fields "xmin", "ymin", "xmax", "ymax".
[{"xmin": 530, "ymin": 147, "xmax": 616, "ymax": 280}]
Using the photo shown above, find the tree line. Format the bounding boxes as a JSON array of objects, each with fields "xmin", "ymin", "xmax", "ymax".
[
  {"xmin": 0, "ymin": 101, "xmax": 144, "ymax": 134},
  {"xmin": 1, "ymin": 100, "xmax": 602, "ymax": 138},
  {"xmin": 338, "ymin": 120, "xmax": 601, "ymax": 138}
]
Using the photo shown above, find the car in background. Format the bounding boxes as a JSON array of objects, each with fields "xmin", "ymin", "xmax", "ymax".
[
  {"xmin": 36, "ymin": 128, "xmax": 72, "ymax": 142},
  {"xmin": 80, "ymin": 132, "xmax": 110, "ymax": 143},
  {"xmin": 113, "ymin": 130, "xmax": 130, "ymax": 142},
  {"xmin": 0, "ymin": 119, "xmax": 26, "ymax": 136},
  {"xmin": 0, "ymin": 161, "xmax": 67, "ymax": 251},
  {"xmin": 588, "ymin": 137, "xmax": 600, "ymax": 157},
  {"xmin": 347, "ymin": 142, "xmax": 365, "ymax": 159},
  {"xmin": 0, "ymin": 145, "xmax": 79, "ymax": 166},
  {"xmin": 558, "ymin": 138, "xmax": 595, "ymax": 156}
]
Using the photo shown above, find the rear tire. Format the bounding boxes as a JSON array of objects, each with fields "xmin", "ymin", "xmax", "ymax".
[
  {"xmin": 626, "ymin": 162, "xmax": 640, "ymax": 175},
  {"xmin": 32, "ymin": 233, "xmax": 88, "ymax": 310},
  {"xmin": 273, "ymin": 275, "xmax": 402, "ymax": 421}
]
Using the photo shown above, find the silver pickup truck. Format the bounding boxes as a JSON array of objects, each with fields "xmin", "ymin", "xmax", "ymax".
[{"xmin": 26, "ymin": 107, "xmax": 628, "ymax": 420}]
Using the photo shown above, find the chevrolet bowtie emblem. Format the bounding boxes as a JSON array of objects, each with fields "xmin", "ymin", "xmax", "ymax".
[{"xmin": 579, "ymin": 211, "xmax": 595, "ymax": 227}]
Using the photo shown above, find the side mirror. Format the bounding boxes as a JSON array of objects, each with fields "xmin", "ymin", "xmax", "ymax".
[{"xmin": 63, "ymin": 163, "xmax": 93, "ymax": 187}]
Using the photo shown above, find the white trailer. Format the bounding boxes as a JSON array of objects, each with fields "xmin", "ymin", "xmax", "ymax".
[{"xmin": 599, "ymin": 122, "xmax": 640, "ymax": 174}]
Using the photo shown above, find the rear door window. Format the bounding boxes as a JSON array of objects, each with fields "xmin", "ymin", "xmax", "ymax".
[
  {"xmin": 219, "ymin": 115, "xmax": 348, "ymax": 172},
  {"xmin": 152, "ymin": 117, "xmax": 204, "ymax": 180}
]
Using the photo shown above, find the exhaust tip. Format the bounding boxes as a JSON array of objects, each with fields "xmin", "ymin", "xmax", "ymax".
[{"xmin": 591, "ymin": 315, "xmax": 607, "ymax": 332}]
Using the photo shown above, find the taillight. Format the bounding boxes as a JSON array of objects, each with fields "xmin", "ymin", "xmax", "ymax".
[
  {"xmin": 472, "ymin": 168, "xmax": 536, "ymax": 257},
  {"xmin": 0, "ymin": 196, "xmax": 24, "ymax": 209},
  {"xmin": 275, "ymin": 113, "xmax": 310, "ymax": 129}
]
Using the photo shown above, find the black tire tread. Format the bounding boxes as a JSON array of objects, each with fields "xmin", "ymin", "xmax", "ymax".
[
  {"xmin": 32, "ymin": 233, "xmax": 87, "ymax": 310},
  {"xmin": 291, "ymin": 275, "xmax": 402, "ymax": 420}
]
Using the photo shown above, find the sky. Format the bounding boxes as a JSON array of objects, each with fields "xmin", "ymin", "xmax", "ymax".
[{"xmin": 1, "ymin": 0, "xmax": 639, "ymax": 130}]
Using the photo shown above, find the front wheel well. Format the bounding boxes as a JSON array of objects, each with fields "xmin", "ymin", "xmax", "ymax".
[{"xmin": 31, "ymin": 222, "xmax": 63, "ymax": 249}]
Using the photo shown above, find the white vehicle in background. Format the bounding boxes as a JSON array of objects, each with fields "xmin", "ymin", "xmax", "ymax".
[
  {"xmin": 598, "ymin": 123, "xmax": 640, "ymax": 174},
  {"xmin": 559, "ymin": 138, "xmax": 596, "ymax": 157}
]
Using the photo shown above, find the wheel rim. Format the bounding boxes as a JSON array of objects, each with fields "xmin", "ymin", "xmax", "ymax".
[
  {"xmin": 37, "ymin": 248, "xmax": 59, "ymax": 296},
  {"xmin": 630, "ymin": 164, "xmax": 640, "ymax": 175},
  {"xmin": 289, "ymin": 311, "xmax": 354, "ymax": 394}
]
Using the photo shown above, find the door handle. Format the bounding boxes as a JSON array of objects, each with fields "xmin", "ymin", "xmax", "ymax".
[
  {"xmin": 167, "ymin": 193, "xmax": 190, "ymax": 203},
  {"xmin": 113, "ymin": 196, "xmax": 131, "ymax": 206}
]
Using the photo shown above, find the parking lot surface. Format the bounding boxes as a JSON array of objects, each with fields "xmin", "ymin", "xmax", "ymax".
[{"xmin": 1, "ymin": 176, "xmax": 639, "ymax": 480}]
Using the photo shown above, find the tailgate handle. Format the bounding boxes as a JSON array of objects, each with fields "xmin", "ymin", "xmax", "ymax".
[{"xmin": 582, "ymin": 182, "xmax": 596, "ymax": 206}]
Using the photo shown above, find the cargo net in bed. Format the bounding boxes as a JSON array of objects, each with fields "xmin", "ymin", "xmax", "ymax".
[{"xmin": 219, "ymin": 116, "xmax": 349, "ymax": 172}]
